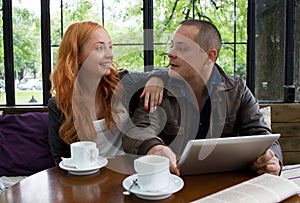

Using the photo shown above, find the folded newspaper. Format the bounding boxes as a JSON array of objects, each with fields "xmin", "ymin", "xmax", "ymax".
[
  {"xmin": 191, "ymin": 173, "xmax": 299, "ymax": 203},
  {"xmin": 0, "ymin": 176, "xmax": 26, "ymax": 194}
]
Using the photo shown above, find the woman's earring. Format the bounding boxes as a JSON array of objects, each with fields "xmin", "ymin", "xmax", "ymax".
[{"xmin": 77, "ymin": 58, "xmax": 81, "ymax": 65}]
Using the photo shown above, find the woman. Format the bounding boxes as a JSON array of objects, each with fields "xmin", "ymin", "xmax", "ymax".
[{"xmin": 48, "ymin": 21, "xmax": 165, "ymax": 165}]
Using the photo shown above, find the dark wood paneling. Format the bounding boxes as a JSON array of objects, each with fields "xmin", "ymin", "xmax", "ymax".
[
  {"xmin": 260, "ymin": 104, "xmax": 300, "ymax": 165},
  {"xmin": 261, "ymin": 104, "xmax": 300, "ymax": 122},
  {"xmin": 272, "ymin": 123, "xmax": 300, "ymax": 137},
  {"xmin": 283, "ymin": 152, "xmax": 300, "ymax": 165},
  {"xmin": 279, "ymin": 137, "xmax": 300, "ymax": 152}
]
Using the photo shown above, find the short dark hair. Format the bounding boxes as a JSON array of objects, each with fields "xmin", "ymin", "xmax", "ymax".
[{"xmin": 179, "ymin": 19, "xmax": 222, "ymax": 56}]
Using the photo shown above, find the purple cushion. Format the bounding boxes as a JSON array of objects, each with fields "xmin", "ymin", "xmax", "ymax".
[{"xmin": 0, "ymin": 112, "xmax": 55, "ymax": 176}]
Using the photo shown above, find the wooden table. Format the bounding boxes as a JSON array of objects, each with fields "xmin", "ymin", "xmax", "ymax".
[{"xmin": 1, "ymin": 156, "xmax": 299, "ymax": 203}]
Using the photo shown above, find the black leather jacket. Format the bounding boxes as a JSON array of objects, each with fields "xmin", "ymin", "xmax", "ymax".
[{"xmin": 122, "ymin": 65, "xmax": 283, "ymax": 165}]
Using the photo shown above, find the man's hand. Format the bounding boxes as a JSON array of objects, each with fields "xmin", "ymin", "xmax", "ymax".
[
  {"xmin": 252, "ymin": 149, "xmax": 281, "ymax": 175},
  {"xmin": 147, "ymin": 145, "xmax": 180, "ymax": 176},
  {"xmin": 140, "ymin": 77, "xmax": 164, "ymax": 113}
]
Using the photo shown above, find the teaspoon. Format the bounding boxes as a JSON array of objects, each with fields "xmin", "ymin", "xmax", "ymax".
[{"xmin": 123, "ymin": 178, "xmax": 138, "ymax": 195}]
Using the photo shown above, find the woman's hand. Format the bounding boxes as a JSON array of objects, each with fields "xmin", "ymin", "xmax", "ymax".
[{"xmin": 140, "ymin": 77, "xmax": 164, "ymax": 112}]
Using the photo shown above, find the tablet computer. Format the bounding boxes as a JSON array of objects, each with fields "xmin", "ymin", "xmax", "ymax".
[{"xmin": 177, "ymin": 134, "xmax": 280, "ymax": 175}]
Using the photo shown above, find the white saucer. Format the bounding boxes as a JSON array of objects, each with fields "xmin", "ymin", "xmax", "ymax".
[
  {"xmin": 59, "ymin": 157, "xmax": 108, "ymax": 176},
  {"xmin": 122, "ymin": 174, "xmax": 184, "ymax": 200}
]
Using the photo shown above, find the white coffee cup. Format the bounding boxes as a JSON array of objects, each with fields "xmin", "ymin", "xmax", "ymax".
[
  {"xmin": 134, "ymin": 155, "xmax": 170, "ymax": 192},
  {"xmin": 62, "ymin": 141, "xmax": 99, "ymax": 169}
]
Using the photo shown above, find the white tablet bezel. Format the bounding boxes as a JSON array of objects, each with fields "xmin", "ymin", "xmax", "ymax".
[{"xmin": 177, "ymin": 134, "xmax": 280, "ymax": 175}]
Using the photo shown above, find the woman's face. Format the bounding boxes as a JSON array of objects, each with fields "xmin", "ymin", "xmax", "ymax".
[{"xmin": 78, "ymin": 28, "xmax": 113, "ymax": 76}]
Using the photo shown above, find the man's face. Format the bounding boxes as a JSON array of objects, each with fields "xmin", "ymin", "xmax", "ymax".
[{"xmin": 167, "ymin": 25, "xmax": 210, "ymax": 82}]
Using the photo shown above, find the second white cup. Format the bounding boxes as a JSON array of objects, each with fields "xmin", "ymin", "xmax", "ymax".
[
  {"xmin": 62, "ymin": 141, "xmax": 99, "ymax": 169},
  {"xmin": 134, "ymin": 155, "xmax": 170, "ymax": 192}
]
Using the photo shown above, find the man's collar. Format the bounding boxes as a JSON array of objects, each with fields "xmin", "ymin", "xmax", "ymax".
[
  {"xmin": 167, "ymin": 65, "xmax": 223, "ymax": 96},
  {"xmin": 206, "ymin": 65, "xmax": 224, "ymax": 93}
]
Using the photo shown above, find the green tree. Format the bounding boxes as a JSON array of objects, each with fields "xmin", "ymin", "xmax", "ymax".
[
  {"xmin": 50, "ymin": 0, "xmax": 102, "ymax": 69},
  {"xmin": 104, "ymin": 0, "xmax": 144, "ymax": 71},
  {"xmin": 49, "ymin": 0, "xmax": 247, "ymax": 76},
  {"xmin": 12, "ymin": 6, "xmax": 41, "ymax": 80},
  {"xmin": 153, "ymin": 0, "xmax": 247, "ymax": 77}
]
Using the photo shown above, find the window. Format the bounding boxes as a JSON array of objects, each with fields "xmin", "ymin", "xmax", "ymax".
[
  {"xmin": 153, "ymin": 0, "xmax": 247, "ymax": 77},
  {"xmin": 254, "ymin": 0, "xmax": 285, "ymax": 102},
  {"xmin": 13, "ymin": 0, "xmax": 43, "ymax": 105},
  {"xmin": 0, "ymin": 0, "xmax": 299, "ymax": 106}
]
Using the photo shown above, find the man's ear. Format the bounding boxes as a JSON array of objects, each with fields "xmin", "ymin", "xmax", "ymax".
[{"xmin": 207, "ymin": 49, "xmax": 218, "ymax": 62}]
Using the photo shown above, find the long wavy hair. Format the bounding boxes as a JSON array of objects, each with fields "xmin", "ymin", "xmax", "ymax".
[{"xmin": 50, "ymin": 21, "xmax": 122, "ymax": 144}]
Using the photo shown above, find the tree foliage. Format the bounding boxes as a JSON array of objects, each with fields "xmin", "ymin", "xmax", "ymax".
[
  {"xmin": 12, "ymin": 6, "xmax": 41, "ymax": 80},
  {"xmin": 152, "ymin": 0, "xmax": 247, "ymax": 77},
  {"xmin": 0, "ymin": 0, "xmax": 248, "ymax": 80}
]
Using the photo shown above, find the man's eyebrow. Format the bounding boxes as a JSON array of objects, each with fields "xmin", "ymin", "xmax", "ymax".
[
  {"xmin": 175, "ymin": 41, "xmax": 188, "ymax": 45},
  {"xmin": 171, "ymin": 39, "xmax": 185, "ymax": 43}
]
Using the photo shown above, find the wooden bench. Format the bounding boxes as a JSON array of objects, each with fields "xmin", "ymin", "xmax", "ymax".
[{"xmin": 260, "ymin": 104, "xmax": 300, "ymax": 165}]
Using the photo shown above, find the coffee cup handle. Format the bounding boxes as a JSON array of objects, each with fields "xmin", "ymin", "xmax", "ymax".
[
  {"xmin": 89, "ymin": 148, "xmax": 99, "ymax": 161},
  {"xmin": 61, "ymin": 157, "xmax": 77, "ymax": 168}
]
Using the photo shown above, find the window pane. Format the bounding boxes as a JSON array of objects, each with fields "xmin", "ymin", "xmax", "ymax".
[
  {"xmin": 208, "ymin": 0, "xmax": 235, "ymax": 43},
  {"xmin": 50, "ymin": 0, "xmax": 103, "ymax": 74},
  {"xmin": 235, "ymin": 44, "xmax": 247, "ymax": 79},
  {"xmin": 154, "ymin": 43, "xmax": 170, "ymax": 68},
  {"xmin": 114, "ymin": 44, "xmax": 144, "ymax": 71},
  {"xmin": 50, "ymin": 0, "xmax": 143, "ymax": 72},
  {"xmin": 235, "ymin": 0, "xmax": 248, "ymax": 42},
  {"xmin": 153, "ymin": 0, "xmax": 247, "ymax": 78},
  {"xmin": 50, "ymin": 0, "xmax": 62, "ymax": 52},
  {"xmin": 13, "ymin": 0, "xmax": 43, "ymax": 105},
  {"xmin": 218, "ymin": 44, "xmax": 247, "ymax": 78},
  {"xmin": 255, "ymin": 0, "xmax": 286, "ymax": 102},
  {"xmin": 218, "ymin": 44, "xmax": 235, "ymax": 76},
  {"xmin": 106, "ymin": 0, "xmax": 143, "ymax": 71}
]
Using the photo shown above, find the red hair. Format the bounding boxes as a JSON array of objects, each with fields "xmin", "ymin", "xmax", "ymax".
[{"xmin": 50, "ymin": 21, "xmax": 122, "ymax": 144}]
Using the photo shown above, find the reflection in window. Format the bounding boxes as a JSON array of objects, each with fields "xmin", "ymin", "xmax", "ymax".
[{"xmin": 255, "ymin": 0, "xmax": 286, "ymax": 102}]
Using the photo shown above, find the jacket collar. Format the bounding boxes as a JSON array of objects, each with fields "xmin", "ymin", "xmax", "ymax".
[{"xmin": 167, "ymin": 64, "xmax": 235, "ymax": 97}]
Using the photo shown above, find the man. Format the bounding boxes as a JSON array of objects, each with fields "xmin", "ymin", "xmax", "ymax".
[{"xmin": 122, "ymin": 19, "xmax": 282, "ymax": 176}]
